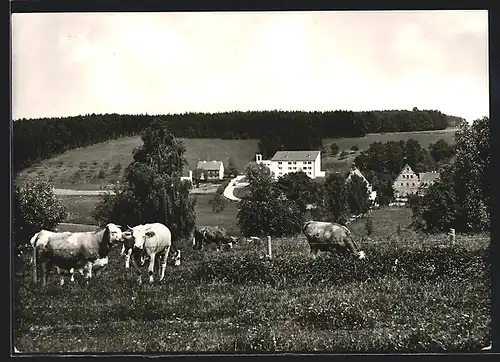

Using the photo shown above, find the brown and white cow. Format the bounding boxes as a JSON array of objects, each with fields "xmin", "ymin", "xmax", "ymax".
[
  {"xmin": 35, "ymin": 224, "xmax": 123, "ymax": 286},
  {"xmin": 192, "ymin": 225, "xmax": 236, "ymax": 251},
  {"xmin": 302, "ymin": 220, "xmax": 366, "ymax": 260}
]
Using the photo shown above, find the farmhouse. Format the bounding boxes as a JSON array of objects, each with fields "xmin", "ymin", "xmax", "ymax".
[
  {"xmin": 255, "ymin": 150, "xmax": 326, "ymax": 180},
  {"xmin": 393, "ymin": 164, "xmax": 440, "ymax": 199},
  {"xmin": 197, "ymin": 160, "xmax": 225, "ymax": 180},
  {"xmin": 180, "ymin": 169, "xmax": 193, "ymax": 184},
  {"xmin": 346, "ymin": 165, "xmax": 377, "ymax": 203}
]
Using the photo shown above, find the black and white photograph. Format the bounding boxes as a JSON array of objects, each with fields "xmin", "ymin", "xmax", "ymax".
[{"xmin": 11, "ymin": 9, "xmax": 491, "ymax": 354}]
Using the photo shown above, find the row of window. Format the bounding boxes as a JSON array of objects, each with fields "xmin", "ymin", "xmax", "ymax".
[
  {"xmin": 278, "ymin": 166, "xmax": 312, "ymax": 171},
  {"xmin": 278, "ymin": 161, "xmax": 313, "ymax": 165},
  {"xmin": 402, "ymin": 174, "xmax": 415, "ymax": 179},
  {"xmin": 399, "ymin": 182, "xmax": 431, "ymax": 187}
]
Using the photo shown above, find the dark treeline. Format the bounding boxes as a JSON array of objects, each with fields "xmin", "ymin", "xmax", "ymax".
[{"xmin": 13, "ymin": 109, "xmax": 458, "ymax": 172}]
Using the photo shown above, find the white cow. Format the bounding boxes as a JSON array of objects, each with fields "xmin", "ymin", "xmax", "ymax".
[{"xmin": 122, "ymin": 223, "xmax": 179, "ymax": 284}]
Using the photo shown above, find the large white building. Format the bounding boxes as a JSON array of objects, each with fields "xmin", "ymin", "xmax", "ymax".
[{"xmin": 255, "ymin": 150, "xmax": 326, "ymax": 180}]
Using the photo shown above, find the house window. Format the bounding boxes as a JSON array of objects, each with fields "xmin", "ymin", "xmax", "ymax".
[
  {"xmin": 293, "ymin": 162, "xmax": 297, "ymax": 164},
  {"xmin": 278, "ymin": 162, "xmax": 282, "ymax": 165},
  {"xmin": 401, "ymin": 183, "xmax": 403, "ymax": 186},
  {"xmin": 412, "ymin": 183, "xmax": 415, "ymax": 186},
  {"xmin": 287, "ymin": 162, "xmax": 291, "ymax": 165}
]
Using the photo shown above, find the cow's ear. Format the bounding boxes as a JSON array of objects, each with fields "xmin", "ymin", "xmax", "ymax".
[{"xmin": 145, "ymin": 231, "xmax": 155, "ymax": 237}]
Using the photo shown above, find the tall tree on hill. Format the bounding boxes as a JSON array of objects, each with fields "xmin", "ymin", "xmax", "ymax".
[{"xmin": 92, "ymin": 119, "xmax": 197, "ymax": 240}]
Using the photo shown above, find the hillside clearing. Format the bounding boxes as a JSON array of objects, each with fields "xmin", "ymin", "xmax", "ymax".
[{"xmin": 14, "ymin": 129, "xmax": 456, "ymax": 191}]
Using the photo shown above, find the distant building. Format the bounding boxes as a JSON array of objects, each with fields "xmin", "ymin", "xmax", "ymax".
[
  {"xmin": 180, "ymin": 169, "xmax": 193, "ymax": 184},
  {"xmin": 346, "ymin": 165, "xmax": 377, "ymax": 203},
  {"xmin": 197, "ymin": 160, "xmax": 225, "ymax": 180},
  {"xmin": 393, "ymin": 164, "xmax": 440, "ymax": 200},
  {"xmin": 255, "ymin": 150, "xmax": 326, "ymax": 180}
]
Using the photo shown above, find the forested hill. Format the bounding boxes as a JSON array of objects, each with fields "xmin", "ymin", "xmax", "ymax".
[{"xmin": 13, "ymin": 109, "xmax": 463, "ymax": 172}]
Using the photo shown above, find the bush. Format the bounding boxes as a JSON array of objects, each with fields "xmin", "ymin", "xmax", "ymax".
[
  {"xmin": 365, "ymin": 216, "xmax": 374, "ymax": 235},
  {"xmin": 339, "ymin": 150, "xmax": 349, "ymax": 159},
  {"xmin": 351, "ymin": 145, "xmax": 359, "ymax": 151},
  {"xmin": 330, "ymin": 143, "xmax": 339, "ymax": 156},
  {"xmin": 13, "ymin": 176, "xmax": 68, "ymax": 245},
  {"xmin": 237, "ymin": 199, "xmax": 304, "ymax": 237},
  {"xmin": 112, "ymin": 163, "xmax": 122, "ymax": 174},
  {"xmin": 211, "ymin": 193, "xmax": 225, "ymax": 213},
  {"xmin": 97, "ymin": 169, "xmax": 106, "ymax": 179}
]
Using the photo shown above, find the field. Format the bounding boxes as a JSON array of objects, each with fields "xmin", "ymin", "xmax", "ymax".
[
  {"xmin": 14, "ymin": 206, "xmax": 490, "ymax": 353},
  {"xmin": 14, "ymin": 129, "xmax": 457, "ymax": 191}
]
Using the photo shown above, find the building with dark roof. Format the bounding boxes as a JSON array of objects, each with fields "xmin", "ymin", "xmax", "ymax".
[{"xmin": 255, "ymin": 150, "xmax": 325, "ymax": 179}]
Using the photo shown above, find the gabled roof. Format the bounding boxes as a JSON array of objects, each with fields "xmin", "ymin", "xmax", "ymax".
[
  {"xmin": 394, "ymin": 163, "xmax": 416, "ymax": 181},
  {"xmin": 271, "ymin": 150, "xmax": 320, "ymax": 161},
  {"xmin": 347, "ymin": 165, "xmax": 370, "ymax": 185},
  {"xmin": 197, "ymin": 160, "xmax": 223, "ymax": 171}
]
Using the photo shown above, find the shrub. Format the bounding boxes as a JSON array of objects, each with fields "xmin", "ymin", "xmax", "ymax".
[
  {"xmin": 351, "ymin": 145, "xmax": 359, "ymax": 151},
  {"xmin": 112, "ymin": 163, "xmax": 122, "ymax": 174},
  {"xmin": 339, "ymin": 150, "xmax": 349, "ymax": 159},
  {"xmin": 365, "ymin": 216, "xmax": 374, "ymax": 235},
  {"xmin": 330, "ymin": 143, "xmax": 339, "ymax": 156},
  {"xmin": 211, "ymin": 193, "xmax": 225, "ymax": 213},
  {"xmin": 97, "ymin": 169, "xmax": 106, "ymax": 179},
  {"xmin": 237, "ymin": 199, "xmax": 304, "ymax": 237},
  {"xmin": 13, "ymin": 176, "xmax": 68, "ymax": 245}
]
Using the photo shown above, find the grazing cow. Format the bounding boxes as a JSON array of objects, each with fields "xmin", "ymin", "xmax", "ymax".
[
  {"xmin": 192, "ymin": 225, "xmax": 236, "ymax": 251},
  {"xmin": 122, "ymin": 223, "xmax": 178, "ymax": 284},
  {"xmin": 302, "ymin": 220, "xmax": 366, "ymax": 260},
  {"xmin": 35, "ymin": 224, "xmax": 123, "ymax": 286}
]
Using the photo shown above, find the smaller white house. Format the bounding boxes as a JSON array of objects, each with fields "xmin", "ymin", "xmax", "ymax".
[
  {"xmin": 180, "ymin": 170, "xmax": 193, "ymax": 184},
  {"xmin": 346, "ymin": 165, "xmax": 377, "ymax": 204},
  {"xmin": 255, "ymin": 150, "xmax": 326, "ymax": 180},
  {"xmin": 197, "ymin": 160, "xmax": 225, "ymax": 180}
]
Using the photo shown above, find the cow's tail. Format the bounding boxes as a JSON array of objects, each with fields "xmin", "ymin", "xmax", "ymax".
[{"xmin": 302, "ymin": 220, "xmax": 313, "ymax": 235}]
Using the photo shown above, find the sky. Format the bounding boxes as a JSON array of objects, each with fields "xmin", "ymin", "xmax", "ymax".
[{"xmin": 11, "ymin": 10, "xmax": 489, "ymax": 123}]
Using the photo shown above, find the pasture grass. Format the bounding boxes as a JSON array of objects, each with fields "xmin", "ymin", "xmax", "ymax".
[
  {"xmin": 14, "ymin": 129, "xmax": 456, "ymax": 191},
  {"xmin": 14, "ymin": 231, "xmax": 489, "ymax": 353}
]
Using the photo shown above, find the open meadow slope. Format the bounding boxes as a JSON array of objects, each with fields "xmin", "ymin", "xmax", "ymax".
[
  {"xmin": 14, "ymin": 129, "xmax": 456, "ymax": 191},
  {"xmin": 14, "ymin": 207, "xmax": 490, "ymax": 353}
]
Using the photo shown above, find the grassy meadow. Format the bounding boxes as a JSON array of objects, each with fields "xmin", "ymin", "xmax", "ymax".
[
  {"xmin": 14, "ymin": 128, "xmax": 457, "ymax": 191},
  {"xmin": 14, "ymin": 205, "xmax": 490, "ymax": 353}
]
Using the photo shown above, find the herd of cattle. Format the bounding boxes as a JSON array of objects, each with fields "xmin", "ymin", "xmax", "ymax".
[{"xmin": 28, "ymin": 220, "xmax": 366, "ymax": 286}]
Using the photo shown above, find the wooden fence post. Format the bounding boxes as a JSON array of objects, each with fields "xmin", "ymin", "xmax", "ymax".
[
  {"xmin": 449, "ymin": 228, "xmax": 456, "ymax": 246},
  {"xmin": 267, "ymin": 236, "xmax": 272, "ymax": 260}
]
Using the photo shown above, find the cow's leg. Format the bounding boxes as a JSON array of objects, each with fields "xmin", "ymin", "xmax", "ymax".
[
  {"xmin": 40, "ymin": 261, "xmax": 48, "ymax": 287},
  {"xmin": 131, "ymin": 251, "xmax": 142, "ymax": 285},
  {"xmin": 148, "ymin": 252, "xmax": 157, "ymax": 283},
  {"xmin": 159, "ymin": 246, "xmax": 170, "ymax": 282},
  {"xmin": 69, "ymin": 268, "xmax": 76, "ymax": 283},
  {"xmin": 174, "ymin": 250, "xmax": 181, "ymax": 266},
  {"xmin": 125, "ymin": 248, "xmax": 132, "ymax": 269},
  {"xmin": 310, "ymin": 244, "xmax": 319, "ymax": 260}
]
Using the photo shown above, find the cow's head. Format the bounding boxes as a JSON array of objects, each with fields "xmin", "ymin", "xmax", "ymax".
[
  {"xmin": 132, "ymin": 228, "xmax": 155, "ymax": 250},
  {"xmin": 344, "ymin": 236, "xmax": 366, "ymax": 260},
  {"xmin": 192, "ymin": 229, "xmax": 205, "ymax": 250},
  {"xmin": 105, "ymin": 223, "xmax": 123, "ymax": 245}
]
